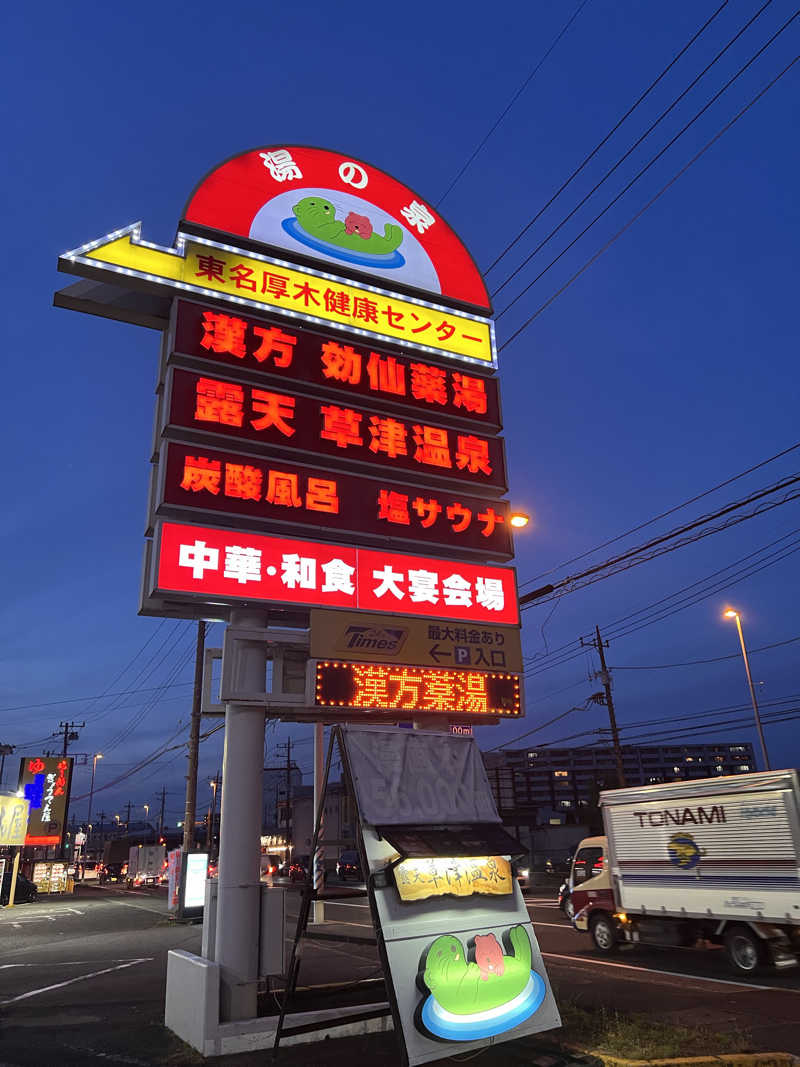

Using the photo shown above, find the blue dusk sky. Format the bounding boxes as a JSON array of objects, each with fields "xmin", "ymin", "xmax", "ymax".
[{"xmin": 3, "ymin": 1, "xmax": 799, "ymax": 824}]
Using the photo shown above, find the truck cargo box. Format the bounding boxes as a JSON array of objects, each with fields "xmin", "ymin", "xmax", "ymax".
[{"xmin": 600, "ymin": 769, "xmax": 800, "ymax": 925}]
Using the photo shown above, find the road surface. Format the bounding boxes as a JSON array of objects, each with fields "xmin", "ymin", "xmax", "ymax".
[{"xmin": 1, "ymin": 882, "xmax": 799, "ymax": 1063}]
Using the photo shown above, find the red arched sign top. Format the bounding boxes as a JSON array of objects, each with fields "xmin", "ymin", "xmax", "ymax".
[{"xmin": 183, "ymin": 145, "xmax": 491, "ymax": 312}]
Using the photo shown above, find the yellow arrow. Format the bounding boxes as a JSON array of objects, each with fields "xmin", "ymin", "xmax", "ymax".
[{"xmin": 59, "ymin": 224, "xmax": 496, "ymax": 366}]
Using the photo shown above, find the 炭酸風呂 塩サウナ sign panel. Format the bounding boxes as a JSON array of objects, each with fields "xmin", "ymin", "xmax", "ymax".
[
  {"xmin": 155, "ymin": 440, "xmax": 513, "ymax": 559},
  {"xmin": 149, "ymin": 520, "xmax": 519, "ymax": 625},
  {"xmin": 169, "ymin": 299, "xmax": 502, "ymax": 431}
]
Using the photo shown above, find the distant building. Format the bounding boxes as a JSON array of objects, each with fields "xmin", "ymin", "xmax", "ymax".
[
  {"xmin": 277, "ymin": 781, "xmax": 357, "ymax": 865},
  {"xmin": 483, "ymin": 741, "xmax": 756, "ymax": 824}
]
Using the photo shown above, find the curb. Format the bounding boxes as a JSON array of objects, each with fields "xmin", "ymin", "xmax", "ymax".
[{"xmin": 585, "ymin": 1053, "xmax": 799, "ymax": 1067}]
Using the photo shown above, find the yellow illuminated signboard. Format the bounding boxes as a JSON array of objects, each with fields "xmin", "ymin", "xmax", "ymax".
[
  {"xmin": 394, "ymin": 856, "xmax": 513, "ymax": 902},
  {"xmin": 61, "ymin": 225, "xmax": 496, "ymax": 367},
  {"xmin": 0, "ymin": 794, "xmax": 30, "ymax": 847}
]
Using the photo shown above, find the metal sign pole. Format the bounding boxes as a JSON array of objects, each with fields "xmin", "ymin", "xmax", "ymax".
[
  {"xmin": 312, "ymin": 722, "xmax": 325, "ymax": 924},
  {"xmin": 215, "ymin": 607, "xmax": 268, "ymax": 1023}
]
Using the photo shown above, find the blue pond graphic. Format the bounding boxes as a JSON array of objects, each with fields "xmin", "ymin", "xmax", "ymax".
[
  {"xmin": 281, "ymin": 217, "xmax": 406, "ymax": 269},
  {"xmin": 420, "ymin": 970, "xmax": 546, "ymax": 1042}
]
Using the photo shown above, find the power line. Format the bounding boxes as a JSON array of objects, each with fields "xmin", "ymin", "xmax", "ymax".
[
  {"xmin": 521, "ymin": 472, "xmax": 800, "ymax": 609},
  {"xmin": 494, "ymin": 0, "xmax": 782, "ymax": 307},
  {"xmin": 499, "ymin": 46, "xmax": 800, "ymax": 349},
  {"xmin": 521, "ymin": 526, "xmax": 800, "ymax": 678},
  {"xmin": 610, "ymin": 632, "xmax": 800, "ymax": 669},
  {"xmin": 519, "ymin": 438, "xmax": 800, "ymax": 590},
  {"xmin": 0, "ymin": 682, "xmax": 194, "ymax": 716},
  {"xmin": 485, "ymin": 0, "xmax": 733, "ymax": 275},
  {"xmin": 436, "ymin": 0, "xmax": 592, "ymax": 208}
]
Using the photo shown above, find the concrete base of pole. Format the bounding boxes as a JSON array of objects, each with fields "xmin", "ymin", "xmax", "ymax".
[
  {"xmin": 165, "ymin": 949, "xmax": 392, "ymax": 1057},
  {"xmin": 214, "ymin": 609, "xmax": 268, "ymax": 1023}
]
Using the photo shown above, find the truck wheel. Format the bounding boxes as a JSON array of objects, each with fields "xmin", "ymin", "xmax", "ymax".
[
  {"xmin": 724, "ymin": 926, "xmax": 763, "ymax": 974},
  {"xmin": 590, "ymin": 913, "xmax": 618, "ymax": 954}
]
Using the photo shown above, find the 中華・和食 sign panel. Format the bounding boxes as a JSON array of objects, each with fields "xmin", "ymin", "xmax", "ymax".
[{"xmin": 151, "ymin": 520, "xmax": 519, "ymax": 624}]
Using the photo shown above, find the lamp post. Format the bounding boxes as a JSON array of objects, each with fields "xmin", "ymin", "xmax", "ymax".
[
  {"xmin": 86, "ymin": 754, "xmax": 103, "ymax": 843},
  {"xmin": 723, "ymin": 609, "xmax": 770, "ymax": 770}
]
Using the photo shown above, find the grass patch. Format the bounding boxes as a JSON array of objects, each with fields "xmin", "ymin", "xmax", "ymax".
[{"xmin": 559, "ymin": 1000, "xmax": 752, "ymax": 1061}]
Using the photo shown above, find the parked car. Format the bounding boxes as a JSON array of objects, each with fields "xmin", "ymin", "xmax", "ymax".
[
  {"xmin": 260, "ymin": 853, "xmax": 282, "ymax": 881},
  {"xmin": 558, "ymin": 880, "xmax": 574, "ymax": 921},
  {"xmin": 99, "ymin": 861, "xmax": 128, "ymax": 884},
  {"xmin": 512, "ymin": 861, "xmax": 530, "ymax": 889},
  {"xmin": 1, "ymin": 872, "xmax": 38, "ymax": 906},
  {"xmin": 288, "ymin": 855, "xmax": 309, "ymax": 883},
  {"xmin": 336, "ymin": 850, "xmax": 362, "ymax": 881},
  {"xmin": 545, "ymin": 850, "xmax": 576, "ymax": 877}
]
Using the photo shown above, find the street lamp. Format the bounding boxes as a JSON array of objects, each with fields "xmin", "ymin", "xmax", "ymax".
[
  {"xmin": 86, "ymin": 754, "xmax": 103, "ymax": 840},
  {"xmin": 509, "ymin": 512, "xmax": 531, "ymax": 529},
  {"xmin": 723, "ymin": 609, "xmax": 770, "ymax": 770}
]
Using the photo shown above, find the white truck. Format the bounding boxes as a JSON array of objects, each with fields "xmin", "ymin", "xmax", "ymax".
[
  {"xmin": 570, "ymin": 769, "xmax": 800, "ymax": 974},
  {"xmin": 126, "ymin": 844, "xmax": 167, "ymax": 887}
]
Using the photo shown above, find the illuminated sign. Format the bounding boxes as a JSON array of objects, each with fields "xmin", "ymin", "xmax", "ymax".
[
  {"xmin": 18, "ymin": 756, "xmax": 73, "ymax": 847},
  {"xmin": 150, "ymin": 520, "xmax": 520, "ymax": 625},
  {"xmin": 314, "ymin": 662, "xmax": 521, "ymax": 718},
  {"xmin": 416, "ymin": 924, "xmax": 546, "ymax": 1042},
  {"xmin": 165, "ymin": 368, "xmax": 506, "ymax": 491},
  {"xmin": 310, "ymin": 609, "xmax": 522, "ymax": 671},
  {"xmin": 60, "ymin": 226, "xmax": 495, "ymax": 366},
  {"xmin": 0, "ymin": 794, "xmax": 29, "ymax": 847},
  {"xmin": 171, "ymin": 300, "xmax": 502, "ymax": 430},
  {"xmin": 158, "ymin": 441, "xmax": 512, "ymax": 558},
  {"xmin": 183, "ymin": 145, "xmax": 491, "ymax": 310},
  {"xmin": 182, "ymin": 851, "xmax": 208, "ymax": 912},
  {"xmin": 394, "ymin": 856, "xmax": 513, "ymax": 902}
]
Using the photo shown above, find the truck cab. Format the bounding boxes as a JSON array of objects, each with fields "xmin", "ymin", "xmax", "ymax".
[{"xmin": 568, "ymin": 836, "xmax": 617, "ymax": 951}]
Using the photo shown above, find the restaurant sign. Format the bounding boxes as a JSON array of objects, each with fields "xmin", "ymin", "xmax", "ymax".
[
  {"xmin": 18, "ymin": 756, "xmax": 74, "ymax": 847},
  {"xmin": 148, "ymin": 520, "xmax": 519, "ymax": 625}
]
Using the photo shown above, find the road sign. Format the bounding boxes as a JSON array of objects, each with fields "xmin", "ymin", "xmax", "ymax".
[
  {"xmin": 60, "ymin": 225, "xmax": 495, "ymax": 367},
  {"xmin": 310, "ymin": 609, "xmax": 522, "ymax": 671},
  {"xmin": 145, "ymin": 520, "xmax": 519, "ymax": 625},
  {"xmin": 312, "ymin": 661, "xmax": 521, "ymax": 720},
  {"xmin": 169, "ymin": 299, "xmax": 503, "ymax": 432}
]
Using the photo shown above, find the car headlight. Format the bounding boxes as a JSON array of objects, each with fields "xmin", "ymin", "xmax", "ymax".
[{"xmin": 519, "ymin": 868, "xmax": 529, "ymax": 879}]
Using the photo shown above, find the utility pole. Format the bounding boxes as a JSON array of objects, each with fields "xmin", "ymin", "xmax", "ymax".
[
  {"xmin": 58, "ymin": 720, "xmax": 85, "ymax": 756},
  {"xmin": 276, "ymin": 740, "xmax": 293, "ymax": 855},
  {"xmin": 125, "ymin": 800, "xmax": 132, "ymax": 831},
  {"xmin": 182, "ymin": 620, "xmax": 206, "ymax": 853},
  {"xmin": 158, "ymin": 785, "xmax": 166, "ymax": 839},
  {"xmin": 584, "ymin": 626, "xmax": 625, "ymax": 788},
  {"xmin": 0, "ymin": 743, "xmax": 13, "ymax": 788}
]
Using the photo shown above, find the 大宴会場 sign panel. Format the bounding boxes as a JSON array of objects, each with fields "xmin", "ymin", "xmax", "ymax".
[{"xmin": 146, "ymin": 520, "xmax": 519, "ymax": 625}]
